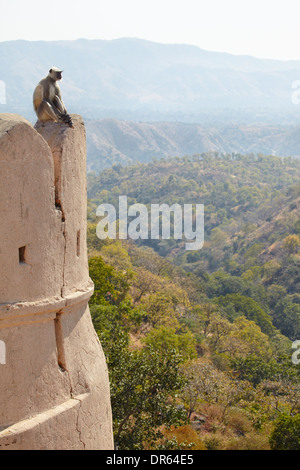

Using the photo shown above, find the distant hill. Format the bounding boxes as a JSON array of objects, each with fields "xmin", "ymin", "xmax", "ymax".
[
  {"xmin": 85, "ymin": 119, "xmax": 300, "ymax": 172},
  {"xmin": 1, "ymin": 37, "xmax": 300, "ymax": 124},
  {"xmin": 2, "ymin": 37, "xmax": 300, "ymax": 169}
]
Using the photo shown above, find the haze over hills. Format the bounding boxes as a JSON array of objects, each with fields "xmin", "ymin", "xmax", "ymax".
[
  {"xmin": 86, "ymin": 119, "xmax": 300, "ymax": 172},
  {"xmin": 1, "ymin": 37, "xmax": 300, "ymax": 122},
  {"xmin": 2, "ymin": 37, "xmax": 300, "ymax": 168}
]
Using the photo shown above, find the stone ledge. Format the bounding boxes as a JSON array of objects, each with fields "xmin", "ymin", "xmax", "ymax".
[
  {"xmin": 0, "ymin": 393, "xmax": 89, "ymax": 449},
  {"xmin": 0, "ymin": 279, "xmax": 94, "ymax": 328}
]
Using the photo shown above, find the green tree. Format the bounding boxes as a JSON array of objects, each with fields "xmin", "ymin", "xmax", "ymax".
[
  {"xmin": 231, "ymin": 356, "xmax": 280, "ymax": 386},
  {"xmin": 89, "ymin": 256, "xmax": 130, "ymax": 306},
  {"xmin": 182, "ymin": 359, "xmax": 253, "ymax": 422},
  {"xmin": 110, "ymin": 345, "xmax": 186, "ymax": 449},
  {"xmin": 87, "ymin": 222, "xmax": 104, "ymax": 253},
  {"xmin": 270, "ymin": 413, "xmax": 300, "ymax": 450},
  {"xmin": 215, "ymin": 294, "xmax": 274, "ymax": 336},
  {"xmin": 139, "ymin": 291, "xmax": 180, "ymax": 328},
  {"xmin": 91, "ymin": 303, "xmax": 187, "ymax": 450},
  {"xmin": 273, "ymin": 298, "xmax": 300, "ymax": 340},
  {"xmin": 283, "ymin": 235, "xmax": 300, "ymax": 254},
  {"xmin": 213, "ymin": 317, "xmax": 273, "ymax": 361},
  {"xmin": 144, "ymin": 326, "xmax": 197, "ymax": 362}
]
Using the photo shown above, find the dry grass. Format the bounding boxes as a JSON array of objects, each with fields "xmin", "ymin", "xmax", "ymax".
[{"xmin": 162, "ymin": 425, "xmax": 206, "ymax": 450}]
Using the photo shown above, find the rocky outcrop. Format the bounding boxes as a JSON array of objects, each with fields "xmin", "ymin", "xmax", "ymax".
[{"xmin": 0, "ymin": 114, "xmax": 113, "ymax": 450}]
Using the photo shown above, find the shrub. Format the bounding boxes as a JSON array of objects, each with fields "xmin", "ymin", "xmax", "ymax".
[{"xmin": 270, "ymin": 414, "xmax": 300, "ymax": 450}]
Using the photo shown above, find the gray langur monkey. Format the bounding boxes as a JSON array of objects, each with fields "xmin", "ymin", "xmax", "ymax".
[{"xmin": 33, "ymin": 67, "xmax": 73, "ymax": 127}]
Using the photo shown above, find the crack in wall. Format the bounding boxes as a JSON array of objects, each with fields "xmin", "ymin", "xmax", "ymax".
[
  {"xmin": 74, "ymin": 396, "xmax": 86, "ymax": 449},
  {"xmin": 55, "ymin": 197, "xmax": 66, "ymax": 298},
  {"xmin": 61, "ymin": 223, "xmax": 67, "ymax": 298}
]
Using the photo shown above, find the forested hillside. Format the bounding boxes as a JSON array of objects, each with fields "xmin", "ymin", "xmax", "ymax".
[{"xmin": 87, "ymin": 152, "xmax": 300, "ymax": 450}]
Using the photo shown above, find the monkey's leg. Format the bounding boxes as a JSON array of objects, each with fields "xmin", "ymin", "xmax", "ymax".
[
  {"xmin": 37, "ymin": 100, "xmax": 73, "ymax": 127},
  {"xmin": 36, "ymin": 100, "xmax": 60, "ymax": 122}
]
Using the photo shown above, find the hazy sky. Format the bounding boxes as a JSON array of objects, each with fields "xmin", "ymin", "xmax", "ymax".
[{"xmin": 1, "ymin": 0, "xmax": 300, "ymax": 60}]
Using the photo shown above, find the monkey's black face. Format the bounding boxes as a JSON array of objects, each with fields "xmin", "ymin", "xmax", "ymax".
[{"xmin": 56, "ymin": 71, "xmax": 62, "ymax": 80}]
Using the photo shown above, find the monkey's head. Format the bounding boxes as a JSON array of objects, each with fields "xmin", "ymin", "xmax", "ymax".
[{"xmin": 49, "ymin": 67, "xmax": 63, "ymax": 81}]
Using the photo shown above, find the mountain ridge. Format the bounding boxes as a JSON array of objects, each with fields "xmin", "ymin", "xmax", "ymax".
[
  {"xmin": 1, "ymin": 37, "xmax": 300, "ymax": 123},
  {"xmin": 85, "ymin": 118, "xmax": 300, "ymax": 172}
]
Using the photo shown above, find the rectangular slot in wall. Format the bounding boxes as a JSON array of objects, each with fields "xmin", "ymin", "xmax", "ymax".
[
  {"xmin": 19, "ymin": 246, "xmax": 27, "ymax": 264},
  {"xmin": 76, "ymin": 230, "xmax": 80, "ymax": 257}
]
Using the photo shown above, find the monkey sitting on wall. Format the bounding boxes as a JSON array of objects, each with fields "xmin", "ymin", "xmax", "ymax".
[{"xmin": 33, "ymin": 67, "xmax": 73, "ymax": 127}]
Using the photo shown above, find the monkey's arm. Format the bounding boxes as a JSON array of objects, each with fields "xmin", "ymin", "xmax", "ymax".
[
  {"xmin": 53, "ymin": 96, "xmax": 73, "ymax": 127},
  {"xmin": 53, "ymin": 84, "xmax": 73, "ymax": 127},
  {"xmin": 53, "ymin": 95, "xmax": 68, "ymax": 115},
  {"xmin": 53, "ymin": 84, "xmax": 68, "ymax": 114}
]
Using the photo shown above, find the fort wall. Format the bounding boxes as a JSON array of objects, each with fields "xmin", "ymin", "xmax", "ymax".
[{"xmin": 0, "ymin": 114, "xmax": 113, "ymax": 450}]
